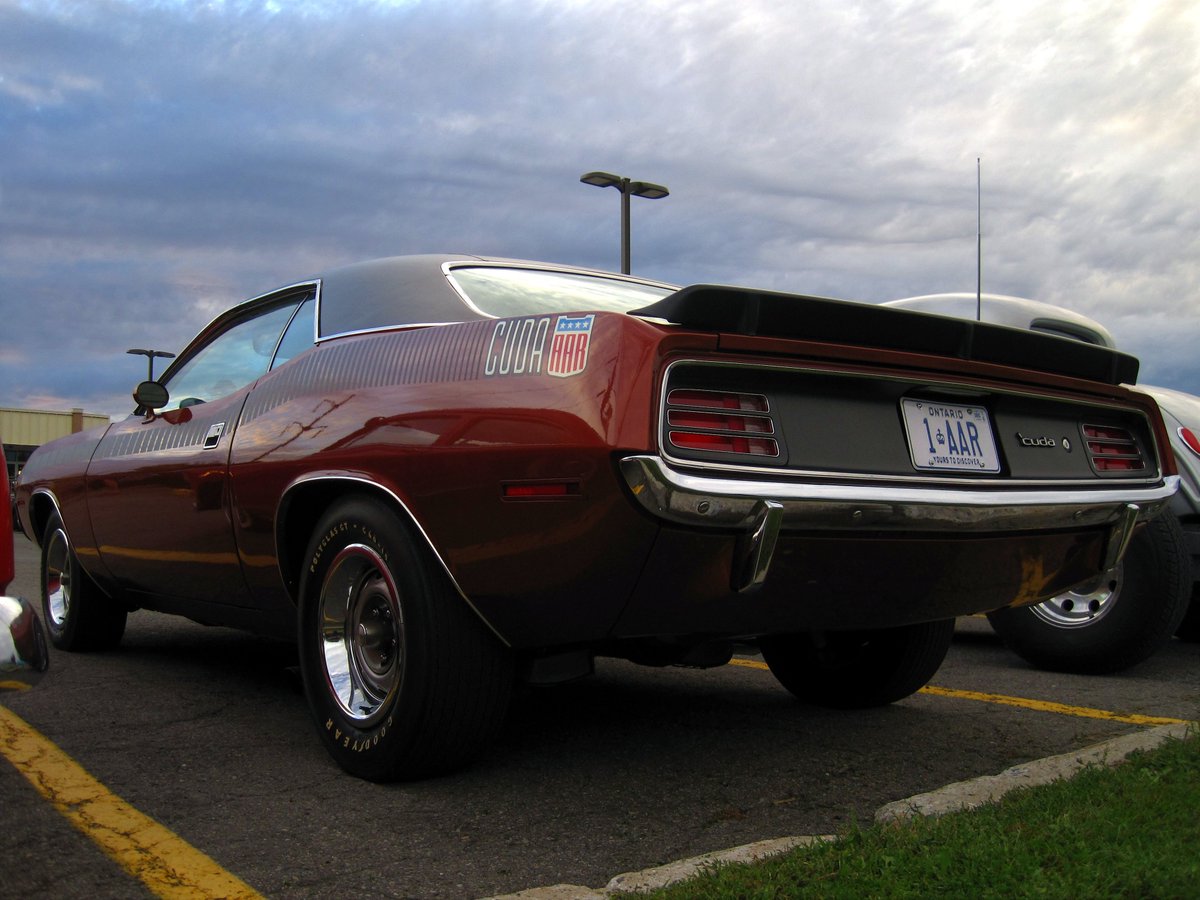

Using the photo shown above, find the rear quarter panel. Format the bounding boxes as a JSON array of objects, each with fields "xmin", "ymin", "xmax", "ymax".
[{"xmin": 228, "ymin": 313, "xmax": 696, "ymax": 647}]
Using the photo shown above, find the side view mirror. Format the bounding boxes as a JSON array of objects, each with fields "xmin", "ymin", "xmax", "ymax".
[
  {"xmin": 133, "ymin": 380, "xmax": 170, "ymax": 411},
  {"xmin": 0, "ymin": 595, "xmax": 49, "ymax": 690}
]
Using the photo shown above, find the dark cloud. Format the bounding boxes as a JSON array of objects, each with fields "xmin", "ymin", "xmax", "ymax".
[{"xmin": 2, "ymin": 0, "xmax": 1198, "ymax": 418}]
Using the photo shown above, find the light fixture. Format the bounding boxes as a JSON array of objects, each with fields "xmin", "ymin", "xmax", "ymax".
[{"xmin": 580, "ymin": 171, "xmax": 669, "ymax": 274}]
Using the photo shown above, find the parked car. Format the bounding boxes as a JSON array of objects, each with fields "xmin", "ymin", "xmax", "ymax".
[
  {"xmin": 1, "ymin": 446, "xmax": 11, "ymax": 597},
  {"xmin": 15, "ymin": 256, "xmax": 1178, "ymax": 779},
  {"xmin": 885, "ymin": 293, "xmax": 1198, "ymax": 672},
  {"xmin": 2, "ymin": 443, "xmax": 50, "ymax": 690},
  {"xmin": 8, "ymin": 465, "xmax": 18, "ymax": 530}
]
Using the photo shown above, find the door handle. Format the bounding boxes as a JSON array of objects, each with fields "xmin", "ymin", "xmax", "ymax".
[{"xmin": 203, "ymin": 423, "xmax": 225, "ymax": 450}]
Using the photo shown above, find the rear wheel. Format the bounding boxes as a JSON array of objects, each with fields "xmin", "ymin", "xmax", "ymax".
[
  {"xmin": 40, "ymin": 512, "xmax": 126, "ymax": 651},
  {"xmin": 297, "ymin": 495, "xmax": 514, "ymax": 781},
  {"xmin": 986, "ymin": 514, "xmax": 1190, "ymax": 673},
  {"xmin": 760, "ymin": 619, "xmax": 954, "ymax": 709}
]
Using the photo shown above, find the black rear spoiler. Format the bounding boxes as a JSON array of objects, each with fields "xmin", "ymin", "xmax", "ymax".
[{"xmin": 633, "ymin": 285, "xmax": 1139, "ymax": 386}]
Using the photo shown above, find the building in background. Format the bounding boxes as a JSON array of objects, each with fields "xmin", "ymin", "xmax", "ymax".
[{"xmin": 2, "ymin": 407, "xmax": 111, "ymax": 484}]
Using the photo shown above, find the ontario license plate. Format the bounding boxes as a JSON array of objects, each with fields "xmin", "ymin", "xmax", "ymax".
[{"xmin": 901, "ymin": 398, "xmax": 1000, "ymax": 473}]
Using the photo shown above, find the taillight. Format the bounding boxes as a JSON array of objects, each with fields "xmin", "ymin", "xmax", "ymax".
[
  {"xmin": 666, "ymin": 389, "xmax": 780, "ymax": 458},
  {"xmin": 1082, "ymin": 424, "xmax": 1146, "ymax": 473},
  {"xmin": 666, "ymin": 389, "xmax": 768, "ymax": 412},
  {"xmin": 667, "ymin": 410, "xmax": 773, "ymax": 433}
]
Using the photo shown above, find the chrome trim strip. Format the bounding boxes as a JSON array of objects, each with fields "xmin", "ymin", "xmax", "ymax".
[
  {"xmin": 276, "ymin": 473, "xmax": 511, "ymax": 647},
  {"xmin": 26, "ymin": 488, "xmax": 63, "ymax": 547},
  {"xmin": 621, "ymin": 455, "xmax": 1179, "ymax": 534},
  {"xmin": 657, "ymin": 358, "xmax": 1166, "ymax": 487},
  {"xmin": 314, "ymin": 321, "xmax": 463, "ymax": 344}
]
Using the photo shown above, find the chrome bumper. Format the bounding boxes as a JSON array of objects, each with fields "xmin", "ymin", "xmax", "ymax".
[
  {"xmin": 620, "ymin": 455, "xmax": 1179, "ymax": 592},
  {"xmin": 1, "ymin": 596, "xmax": 49, "ymax": 690}
]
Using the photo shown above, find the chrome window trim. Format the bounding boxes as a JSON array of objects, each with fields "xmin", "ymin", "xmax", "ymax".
[
  {"xmin": 313, "ymin": 321, "xmax": 463, "ymax": 344},
  {"xmin": 268, "ymin": 290, "xmax": 318, "ymax": 370},
  {"xmin": 657, "ymin": 359, "xmax": 1166, "ymax": 488},
  {"xmin": 151, "ymin": 280, "xmax": 320, "ymax": 399},
  {"xmin": 310, "ymin": 277, "xmax": 322, "ymax": 345}
]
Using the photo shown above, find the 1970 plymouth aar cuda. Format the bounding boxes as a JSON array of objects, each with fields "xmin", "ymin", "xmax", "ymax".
[{"xmin": 14, "ymin": 255, "xmax": 1178, "ymax": 780}]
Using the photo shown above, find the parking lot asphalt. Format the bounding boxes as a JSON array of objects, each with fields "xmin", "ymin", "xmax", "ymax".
[
  {"xmin": 497, "ymin": 717, "xmax": 1195, "ymax": 898},
  {"xmin": 3, "ymin": 535, "xmax": 1198, "ymax": 899}
]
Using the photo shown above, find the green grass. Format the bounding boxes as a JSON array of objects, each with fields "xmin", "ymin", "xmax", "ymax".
[{"xmin": 643, "ymin": 731, "xmax": 1200, "ymax": 899}]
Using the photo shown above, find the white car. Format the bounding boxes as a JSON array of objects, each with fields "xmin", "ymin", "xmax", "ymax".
[{"xmin": 885, "ymin": 294, "xmax": 1199, "ymax": 673}]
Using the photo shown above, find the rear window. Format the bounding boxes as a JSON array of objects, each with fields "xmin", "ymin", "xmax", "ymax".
[{"xmin": 447, "ymin": 266, "xmax": 673, "ymax": 318}]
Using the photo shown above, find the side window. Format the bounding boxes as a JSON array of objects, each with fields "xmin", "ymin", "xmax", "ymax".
[
  {"xmin": 161, "ymin": 301, "xmax": 300, "ymax": 410},
  {"xmin": 270, "ymin": 294, "xmax": 316, "ymax": 370}
]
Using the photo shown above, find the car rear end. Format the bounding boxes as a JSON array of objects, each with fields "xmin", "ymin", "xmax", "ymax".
[{"xmin": 606, "ymin": 286, "xmax": 1176, "ymax": 641}]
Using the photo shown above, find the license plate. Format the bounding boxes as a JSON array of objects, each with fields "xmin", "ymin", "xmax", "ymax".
[{"xmin": 901, "ymin": 398, "xmax": 1000, "ymax": 473}]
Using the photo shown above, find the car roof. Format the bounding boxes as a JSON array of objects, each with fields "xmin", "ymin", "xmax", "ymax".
[{"xmin": 314, "ymin": 254, "xmax": 487, "ymax": 337}]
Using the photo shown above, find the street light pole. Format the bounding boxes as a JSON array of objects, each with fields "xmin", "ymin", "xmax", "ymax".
[
  {"xmin": 580, "ymin": 171, "xmax": 669, "ymax": 274},
  {"xmin": 126, "ymin": 348, "xmax": 176, "ymax": 382},
  {"xmin": 619, "ymin": 183, "xmax": 631, "ymax": 275}
]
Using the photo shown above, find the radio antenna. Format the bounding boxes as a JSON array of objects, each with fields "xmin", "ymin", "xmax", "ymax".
[{"xmin": 976, "ymin": 157, "xmax": 982, "ymax": 321}]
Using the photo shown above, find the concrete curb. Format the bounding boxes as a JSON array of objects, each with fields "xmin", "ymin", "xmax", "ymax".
[
  {"xmin": 489, "ymin": 836, "xmax": 832, "ymax": 900},
  {"xmin": 486, "ymin": 722, "xmax": 1194, "ymax": 899},
  {"xmin": 875, "ymin": 721, "xmax": 1194, "ymax": 823}
]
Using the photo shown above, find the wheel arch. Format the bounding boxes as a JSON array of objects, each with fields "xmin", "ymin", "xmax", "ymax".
[
  {"xmin": 27, "ymin": 489, "xmax": 64, "ymax": 549},
  {"xmin": 274, "ymin": 474, "xmax": 510, "ymax": 646}
]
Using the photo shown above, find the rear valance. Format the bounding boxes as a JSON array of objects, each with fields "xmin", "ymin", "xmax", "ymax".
[{"xmin": 633, "ymin": 285, "xmax": 1140, "ymax": 386}]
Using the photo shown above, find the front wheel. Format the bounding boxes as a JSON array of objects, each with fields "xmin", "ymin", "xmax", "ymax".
[
  {"xmin": 40, "ymin": 512, "xmax": 126, "ymax": 651},
  {"xmin": 986, "ymin": 513, "xmax": 1190, "ymax": 674},
  {"xmin": 297, "ymin": 495, "xmax": 514, "ymax": 781},
  {"xmin": 760, "ymin": 619, "xmax": 954, "ymax": 709}
]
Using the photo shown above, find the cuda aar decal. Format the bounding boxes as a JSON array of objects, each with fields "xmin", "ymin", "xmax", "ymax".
[
  {"xmin": 547, "ymin": 314, "xmax": 594, "ymax": 378},
  {"xmin": 483, "ymin": 314, "xmax": 595, "ymax": 377}
]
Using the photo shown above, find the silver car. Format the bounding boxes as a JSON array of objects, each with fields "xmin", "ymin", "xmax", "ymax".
[{"xmin": 885, "ymin": 293, "xmax": 1199, "ymax": 673}]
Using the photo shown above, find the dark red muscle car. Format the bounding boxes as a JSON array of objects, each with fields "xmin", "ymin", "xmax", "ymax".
[{"xmin": 14, "ymin": 255, "xmax": 1179, "ymax": 780}]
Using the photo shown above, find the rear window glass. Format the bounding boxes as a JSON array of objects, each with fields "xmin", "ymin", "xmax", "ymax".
[{"xmin": 447, "ymin": 266, "xmax": 673, "ymax": 318}]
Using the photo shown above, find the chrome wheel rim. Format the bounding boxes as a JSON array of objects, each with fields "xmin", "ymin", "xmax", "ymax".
[
  {"xmin": 317, "ymin": 544, "xmax": 404, "ymax": 725},
  {"xmin": 1029, "ymin": 563, "xmax": 1122, "ymax": 629},
  {"xmin": 44, "ymin": 527, "xmax": 73, "ymax": 629}
]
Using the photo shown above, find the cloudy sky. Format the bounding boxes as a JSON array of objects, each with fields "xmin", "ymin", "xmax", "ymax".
[{"xmin": 2, "ymin": 0, "xmax": 1198, "ymax": 418}]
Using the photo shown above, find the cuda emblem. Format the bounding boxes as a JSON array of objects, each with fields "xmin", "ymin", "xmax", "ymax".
[
  {"xmin": 547, "ymin": 314, "xmax": 594, "ymax": 378},
  {"xmin": 484, "ymin": 316, "xmax": 551, "ymax": 376},
  {"xmin": 1017, "ymin": 432, "xmax": 1057, "ymax": 448}
]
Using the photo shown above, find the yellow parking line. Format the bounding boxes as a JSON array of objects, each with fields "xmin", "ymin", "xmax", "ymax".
[
  {"xmin": 919, "ymin": 685, "xmax": 1189, "ymax": 726},
  {"xmin": 728, "ymin": 658, "xmax": 1189, "ymax": 726},
  {"xmin": 0, "ymin": 704, "xmax": 264, "ymax": 900},
  {"xmin": 727, "ymin": 658, "xmax": 771, "ymax": 671}
]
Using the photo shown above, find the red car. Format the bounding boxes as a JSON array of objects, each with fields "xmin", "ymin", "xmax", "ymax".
[
  {"xmin": 1, "ymin": 445, "xmax": 12, "ymax": 595},
  {"xmin": 14, "ymin": 255, "xmax": 1178, "ymax": 780},
  {"xmin": 3, "ymin": 443, "xmax": 50, "ymax": 689}
]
